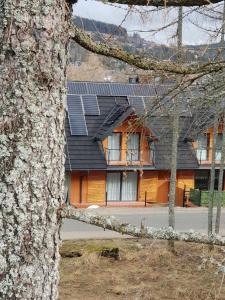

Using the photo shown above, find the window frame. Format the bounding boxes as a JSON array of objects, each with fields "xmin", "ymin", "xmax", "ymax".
[
  {"xmin": 126, "ymin": 133, "xmax": 141, "ymax": 162},
  {"xmin": 106, "ymin": 171, "xmax": 138, "ymax": 202},
  {"xmin": 108, "ymin": 132, "xmax": 122, "ymax": 161},
  {"xmin": 196, "ymin": 133, "xmax": 209, "ymax": 161}
]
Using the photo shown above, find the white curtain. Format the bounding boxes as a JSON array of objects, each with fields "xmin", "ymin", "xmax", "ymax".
[
  {"xmin": 196, "ymin": 135, "xmax": 208, "ymax": 161},
  {"xmin": 121, "ymin": 173, "xmax": 137, "ymax": 201},
  {"xmin": 108, "ymin": 133, "xmax": 121, "ymax": 161},
  {"xmin": 64, "ymin": 172, "xmax": 71, "ymax": 204},
  {"xmin": 127, "ymin": 134, "xmax": 139, "ymax": 161},
  {"xmin": 106, "ymin": 173, "xmax": 121, "ymax": 201},
  {"xmin": 215, "ymin": 134, "xmax": 222, "ymax": 161}
]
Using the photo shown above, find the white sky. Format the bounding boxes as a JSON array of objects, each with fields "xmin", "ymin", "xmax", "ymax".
[{"xmin": 74, "ymin": 0, "xmax": 222, "ymax": 45}]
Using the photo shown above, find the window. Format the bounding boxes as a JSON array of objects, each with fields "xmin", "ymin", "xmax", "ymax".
[
  {"xmin": 195, "ymin": 170, "xmax": 209, "ymax": 190},
  {"xmin": 121, "ymin": 173, "xmax": 138, "ymax": 201},
  {"xmin": 196, "ymin": 134, "xmax": 208, "ymax": 161},
  {"xmin": 126, "ymin": 133, "xmax": 140, "ymax": 161},
  {"xmin": 106, "ymin": 173, "xmax": 121, "ymax": 201},
  {"xmin": 215, "ymin": 133, "xmax": 222, "ymax": 161},
  {"xmin": 106, "ymin": 172, "xmax": 138, "ymax": 201},
  {"xmin": 108, "ymin": 133, "xmax": 121, "ymax": 161},
  {"xmin": 149, "ymin": 141, "xmax": 155, "ymax": 163}
]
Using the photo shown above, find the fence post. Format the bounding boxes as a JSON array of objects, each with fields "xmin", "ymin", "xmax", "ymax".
[
  {"xmin": 105, "ymin": 191, "xmax": 108, "ymax": 207},
  {"xmin": 145, "ymin": 191, "xmax": 147, "ymax": 207},
  {"xmin": 183, "ymin": 185, "xmax": 186, "ymax": 207}
]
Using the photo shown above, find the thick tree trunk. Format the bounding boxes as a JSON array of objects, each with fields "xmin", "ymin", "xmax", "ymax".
[{"xmin": 0, "ymin": 1, "xmax": 70, "ymax": 299}]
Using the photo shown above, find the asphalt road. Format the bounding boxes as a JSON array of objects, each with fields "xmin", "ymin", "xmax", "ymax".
[{"xmin": 61, "ymin": 207, "xmax": 225, "ymax": 240}]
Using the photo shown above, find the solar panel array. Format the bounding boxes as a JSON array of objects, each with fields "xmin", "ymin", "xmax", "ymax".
[
  {"xmin": 66, "ymin": 81, "xmax": 191, "ymax": 136},
  {"xmin": 82, "ymin": 95, "xmax": 100, "ymax": 115},
  {"xmin": 128, "ymin": 96, "xmax": 145, "ymax": 114},
  {"xmin": 67, "ymin": 95, "xmax": 88, "ymax": 136},
  {"xmin": 67, "ymin": 81, "xmax": 172, "ymax": 97}
]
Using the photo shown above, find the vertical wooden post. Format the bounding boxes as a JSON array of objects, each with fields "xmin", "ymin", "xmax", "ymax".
[
  {"xmin": 145, "ymin": 191, "xmax": 147, "ymax": 207},
  {"xmin": 183, "ymin": 185, "xmax": 186, "ymax": 207}
]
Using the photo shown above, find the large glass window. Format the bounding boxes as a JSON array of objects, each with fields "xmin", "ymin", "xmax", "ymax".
[
  {"xmin": 126, "ymin": 133, "xmax": 140, "ymax": 161},
  {"xmin": 108, "ymin": 133, "xmax": 121, "ymax": 161},
  {"xmin": 195, "ymin": 170, "xmax": 209, "ymax": 190},
  {"xmin": 215, "ymin": 133, "xmax": 222, "ymax": 161},
  {"xmin": 121, "ymin": 172, "xmax": 138, "ymax": 201},
  {"xmin": 196, "ymin": 134, "xmax": 208, "ymax": 161},
  {"xmin": 106, "ymin": 172, "xmax": 138, "ymax": 201},
  {"xmin": 106, "ymin": 173, "xmax": 121, "ymax": 201}
]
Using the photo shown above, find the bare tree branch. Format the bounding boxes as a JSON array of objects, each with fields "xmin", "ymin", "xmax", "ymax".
[
  {"xmin": 70, "ymin": 26, "xmax": 225, "ymax": 75},
  {"xmin": 62, "ymin": 207, "xmax": 225, "ymax": 246},
  {"xmin": 105, "ymin": 0, "xmax": 223, "ymax": 7}
]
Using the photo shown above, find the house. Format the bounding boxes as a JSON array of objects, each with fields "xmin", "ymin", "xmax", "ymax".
[{"xmin": 65, "ymin": 81, "xmax": 225, "ymax": 207}]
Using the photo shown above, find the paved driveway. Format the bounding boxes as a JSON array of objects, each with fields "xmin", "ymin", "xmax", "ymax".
[{"xmin": 61, "ymin": 207, "xmax": 225, "ymax": 240}]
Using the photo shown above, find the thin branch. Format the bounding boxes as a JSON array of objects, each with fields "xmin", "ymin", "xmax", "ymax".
[
  {"xmin": 70, "ymin": 26, "xmax": 225, "ymax": 75},
  {"xmin": 62, "ymin": 207, "xmax": 225, "ymax": 246},
  {"xmin": 105, "ymin": 0, "xmax": 223, "ymax": 7}
]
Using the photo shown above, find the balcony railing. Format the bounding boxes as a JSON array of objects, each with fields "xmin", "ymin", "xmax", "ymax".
[
  {"xmin": 194, "ymin": 148, "xmax": 222, "ymax": 164},
  {"xmin": 105, "ymin": 148, "xmax": 155, "ymax": 164}
]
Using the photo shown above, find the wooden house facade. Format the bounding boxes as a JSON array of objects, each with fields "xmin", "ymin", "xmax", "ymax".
[{"xmin": 65, "ymin": 81, "xmax": 225, "ymax": 207}]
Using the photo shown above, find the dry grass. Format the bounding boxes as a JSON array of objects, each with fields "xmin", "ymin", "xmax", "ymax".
[{"xmin": 59, "ymin": 239, "xmax": 225, "ymax": 300}]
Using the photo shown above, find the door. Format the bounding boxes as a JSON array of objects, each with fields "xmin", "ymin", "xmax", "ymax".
[
  {"xmin": 121, "ymin": 172, "xmax": 138, "ymax": 201},
  {"xmin": 157, "ymin": 171, "xmax": 169, "ymax": 204},
  {"xmin": 79, "ymin": 174, "xmax": 88, "ymax": 203},
  {"xmin": 106, "ymin": 173, "xmax": 121, "ymax": 201},
  {"xmin": 106, "ymin": 172, "xmax": 138, "ymax": 202}
]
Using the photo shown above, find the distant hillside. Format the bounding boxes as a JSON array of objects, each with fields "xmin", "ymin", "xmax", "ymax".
[
  {"xmin": 70, "ymin": 17, "xmax": 224, "ymax": 72},
  {"xmin": 73, "ymin": 16, "xmax": 128, "ymax": 37},
  {"xmin": 186, "ymin": 42, "xmax": 225, "ymax": 61}
]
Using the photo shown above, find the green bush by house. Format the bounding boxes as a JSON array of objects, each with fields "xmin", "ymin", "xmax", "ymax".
[{"xmin": 189, "ymin": 189, "xmax": 225, "ymax": 207}]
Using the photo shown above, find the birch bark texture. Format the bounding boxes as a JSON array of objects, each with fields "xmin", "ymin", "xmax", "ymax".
[
  {"xmin": 208, "ymin": 111, "xmax": 219, "ymax": 237},
  {"xmin": 0, "ymin": 1, "xmax": 70, "ymax": 299},
  {"xmin": 168, "ymin": 6, "xmax": 182, "ymax": 235},
  {"xmin": 215, "ymin": 114, "xmax": 225, "ymax": 234}
]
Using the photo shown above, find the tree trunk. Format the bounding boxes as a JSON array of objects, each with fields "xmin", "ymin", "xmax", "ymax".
[
  {"xmin": 0, "ymin": 1, "xmax": 70, "ymax": 299},
  {"xmin": 208, "ymin": 112, "xmax": 219, "ymax": 237},
  {"xmin": 215, "ymin": 114, "xmax": 225, "ymax": 234},
  {"xmin": 168, "ymin": 6, "xmax": 182, "ymax": 250},
  {"xmin": 168, "ymin": 100, "xmax": 179, "ymax": 242},
  {"xmin": 214, "ymin": 1, "xmax": 225, "ymax": 235},
  {"xmin": 220, "ymin": 0, "xmax": 225, "ymax": 45}
]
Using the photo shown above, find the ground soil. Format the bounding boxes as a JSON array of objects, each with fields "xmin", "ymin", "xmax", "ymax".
[{"xmin": 59, "ymin": 239, "xmax": 225, "ymax": 300}]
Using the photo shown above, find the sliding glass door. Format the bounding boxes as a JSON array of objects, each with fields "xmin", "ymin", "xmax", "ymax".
[
  {"xmin": 106, "ymin": 173, "xmax": 121, "ymax": 201},
  {"xmin": 106, "ymin": 172, "xmax": 138, "ymax": 202}
]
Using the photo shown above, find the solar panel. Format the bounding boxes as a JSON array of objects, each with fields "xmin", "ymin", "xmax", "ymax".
[
  {"xmin": 82, "ymin": 95, "xmax": 100, "ymax": 115},
  {"xmin": 87, "ymin": 83, "xmax": 111, "ymax": 95},
  {"xmin": 110, "ymin": 84, "xmax": 134, "ymax": 96},
  {"xmin": 132, "ymin": 84, "xmax": 155, "ymax": 96},
  {"xmin": 128, "ymin": 96, "xmax": 145, "ymax": 114},
  {"xmin": 143, "ymin": 96, "xmax": 155, "ymax": 112},
  {"xmin": 67, "ymin": 82, "xmax": 87, "ymax": 94},
  {"xmin": 67, "ymin": 95, "xmax": 88, "ymax": 136}
]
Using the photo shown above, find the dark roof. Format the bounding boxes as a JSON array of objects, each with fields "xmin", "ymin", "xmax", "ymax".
[
  {"xmin": 65, "ymin": 81, "xmax": 200, "ymax": 171},
  {"xmin": 94, "ymin": 104, "xmax": 134, "ymax": 141},
  {"xmin": 148, "ymin": 117, "xmax": 199, "ymax": 170}
]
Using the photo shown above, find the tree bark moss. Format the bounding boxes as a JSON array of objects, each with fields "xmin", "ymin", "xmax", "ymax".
[{"xmin": 0, "ymin": 1, "xmax": 71, "ymax": 298}]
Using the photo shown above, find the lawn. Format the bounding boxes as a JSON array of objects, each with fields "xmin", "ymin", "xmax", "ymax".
[{"xmin": 59, "ymin": 239, "xmax": 225, "ymax": 300}]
